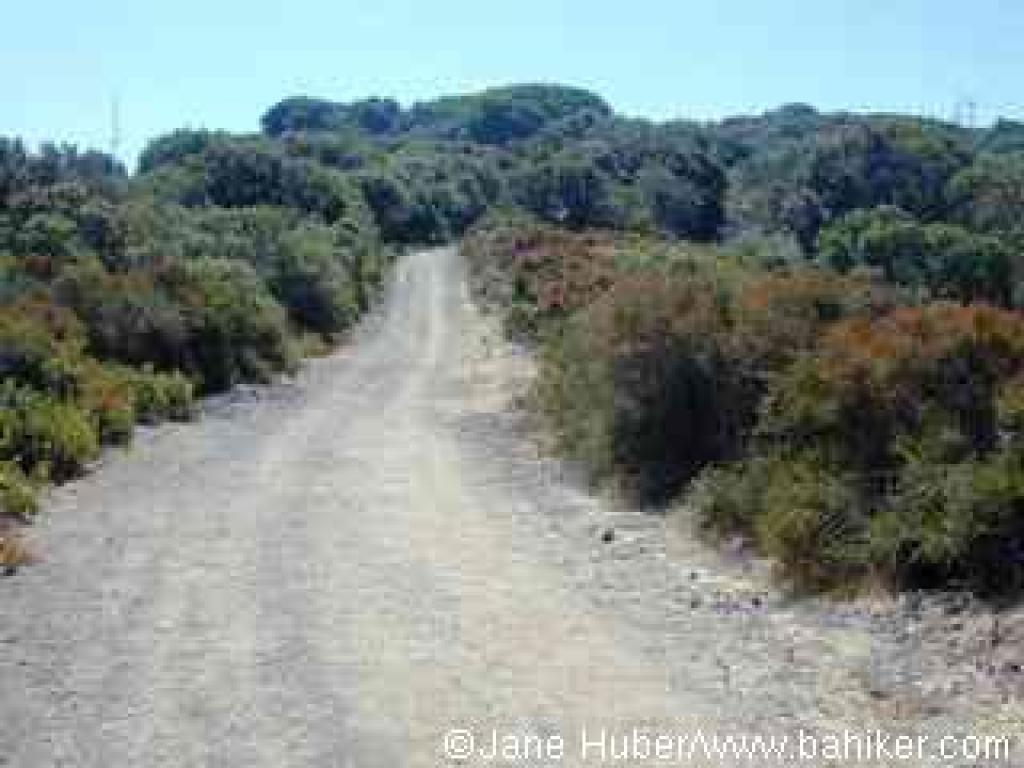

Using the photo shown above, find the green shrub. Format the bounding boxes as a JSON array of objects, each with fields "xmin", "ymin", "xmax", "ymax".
[
  {"xmin": 537, "ymin": 318, "xmax": 616, "ymax": 479},
  {"xmin": 0, "ymin": 461, "xmax": 38, "ymax": 521},
  {"xmin": 691, "ymin": 460, "xmax": 765, "ymax": 538},
  {"xmin": 53, "ymin": 261, "xmax": 191, "ymax": 372},
  {"xmin": 540, "ymin": 274, "xmax": 752, "ymax": 499},
  {"xmin": 695, "ymin": 457, "xmax": 866, "ymax": 590},
  {"xmin": 0, "ymin": 386, "xmax": 100, "ymax": 482},
  {"xmin": 159, "ymin": 258, "xmax": 296, "ymax": 392},
  {"xmin": 871, "ymin": 452, "xmax": 1024, "ymax": 593},
  {"xmin": 817, "ymin": 207, "xmax": 1014, "ymax": 306},
  {"xmin": 129, "ymin": 368, "xmax": 196, "ymax": 424},
  {"xmin": 269, "ymin": 226, "xmax": 359, "ymax": 335},
  {"xmin": 752, "ymin": 457, "xmax": 865, "ymax": 590}
]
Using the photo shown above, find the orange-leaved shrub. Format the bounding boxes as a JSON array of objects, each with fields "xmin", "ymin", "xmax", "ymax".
[
  {"xmin": 699, "ymin": 303, "xmax": 1024, "ymax": 592},
  {"xmin": 535, "ymin": 248, "xmax": 890, "ymax": 500}
]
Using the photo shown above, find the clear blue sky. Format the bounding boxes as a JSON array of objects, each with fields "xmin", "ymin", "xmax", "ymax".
[{"xmin": 3, "ymin": 0, "xmax": 1022, "ymax": 167}]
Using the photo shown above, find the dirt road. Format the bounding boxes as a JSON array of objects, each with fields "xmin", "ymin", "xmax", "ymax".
[{"xmin": 2, "ymin": 248, "xmax": 1021, "ymax": 767}]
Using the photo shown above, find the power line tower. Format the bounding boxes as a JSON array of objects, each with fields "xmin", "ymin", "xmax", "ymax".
[
  {"xmin": 110, "ymin": 96, "xmax": 121, "ymax": 161},
  {"xmin": 952, "ymin": 96, "xmax": 979, "ymax": 129}
]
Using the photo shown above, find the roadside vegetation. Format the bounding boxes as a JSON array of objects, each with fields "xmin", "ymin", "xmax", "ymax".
[
  {"xmin": 461, "ymin": 100, "xmax": 1024, "ymax": 595},
  {"xmin": 0, "ymin": 138, "xmax": 389, "ymax": 559},
  {"xmin": 5, "ymin": 84, "xmax": 1024, "ymax": 592}
]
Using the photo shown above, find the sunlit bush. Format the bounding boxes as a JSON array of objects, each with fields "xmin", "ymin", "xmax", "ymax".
[
  {"xmin": 0, "ymin": 461, "xmax": 38, "ymax": 521},
  {"xmin": 0, "ymin": 385, "xmax": 99, "ymax": 482}
]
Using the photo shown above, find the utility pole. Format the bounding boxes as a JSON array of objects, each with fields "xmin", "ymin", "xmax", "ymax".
[{"xmin": 110, "ymin": 95, "xmax": 121, "ymax": 162}]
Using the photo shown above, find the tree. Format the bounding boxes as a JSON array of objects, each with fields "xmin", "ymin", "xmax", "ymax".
[
  {"xmin": 947, "ymin": 152, "xmax": 1024, "ymax": 236},
  {"xmin": 808, "ymin": 120, "xmax": 970, "ymax": 221},
  {"xmin": 817, "ymin": 207, "xmax": 1014, "ymax": 306}
]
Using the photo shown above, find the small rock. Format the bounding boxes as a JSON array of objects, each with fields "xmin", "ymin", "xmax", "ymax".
[
  {"xmin": 2, "ymin": 566, "xmax": 16, "ymax": 578},
  {"xmin": 600, "ymin": 528, "xmax": 616, "ymax": 544},
  {"xmin": 751, "ymin": 595, "xmax": 763, "ymax": 609},
  {"xmin": 725, "ymin": 536, "xmax": 746, "ymax": 556}
]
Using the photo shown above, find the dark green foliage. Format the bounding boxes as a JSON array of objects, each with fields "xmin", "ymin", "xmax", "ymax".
[
  {"xmin": 52, "ymin": 261, "xmax": 191, "ymax": 371},
  {"xmin": 639, "ymin": 163, "xmax": 725, "ymax": 240},
  {"xmin": 262, "ymin": 98, "xmax": 350, "ymax": 137},
  {"xmin": 268, "ymin": 224, "xmax": 361, "ymax": 334},
  {"xmin": 254, "ymin": 85, "xmax": 727, "ymax": 243},
  {"xmin": 514, "ymin": 157, "xmax": 617, "ymax": 230},
  {"xmin": 159, "ymin": 259, "xmax": 296, "ymax": 392},
  {"xmin": 869, "ymin": 452, "xmax": 1024, "ymax": 593},
  {"xmin": 817, "ymin": 207, "xmax": 1014, "ymax": 305},
  {"xmin": 539, "ymin": 275, "xmax": 744, "ymax": 499},
  {"xmin": 947, "ymin": 152, "xmax": 1024, "ymax": 237},
  {"xmin": 697, "ymin": 455, "xmax": 866, "ymax": 589},
  {"xmin": 978, "ymin": 120, "xmax": 1024, "ymax": 155},
  {"xmin": 263, "ymin": 85, "xmax": 610, "ymax": 145},
  {"xmin": 138, "ymin": 129, "xmax": 227, "ymax": 173},
  {"xmin": 808, "ymin": 120, "xmax": 970, "ymax": 221},
  {"xmin": 359, "ymin": 174, "xmax": 446, "ymax": 243},
  {"xmin": 262, "ymin": 97, "xmax": 402, "ymax": 138},
  {"xmin": 405, "ymin": 84, "xmax": 612, "ymax": 144}
]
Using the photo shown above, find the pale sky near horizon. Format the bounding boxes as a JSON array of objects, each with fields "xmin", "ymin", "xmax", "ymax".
[{"xmin": 3, "ymin": 0, "xmax": 1022, "ymax": 167}]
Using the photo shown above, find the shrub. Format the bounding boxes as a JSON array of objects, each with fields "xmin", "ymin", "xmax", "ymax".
[
  {"xmin": 514, "ymin": 157, "xmax": 618, "ymax": 230},
  {"xmin": 870, "ymin": 452, "xmax": 1024, "ymax": 593},
  {"xmin": 0, "ymin": 386, "xmax": 100, "ymax": 482},
  {"xmin": 761, "ymin": 304, "xmax": 1024, "ymax": 473},
  {"xmin": 817, "ymin": 207, "xmax": 1014, "ymax": 306},
  {"xmin": 269, "ymin": 226, "xmax": 359, "ymax": 335},
  {"xmin": 77, "ymin": 361, "xmax": 136, "ymax": 444},
  {"xmin": 540, "ymin": 274, "xmax": 752, "ymax": 499},
  {"xmin": 128, "ymin": 368, "xmax": 196, "ymax": 424},
  {"xmin": 694, "ymin": 457, "xmax": 866, "ymax": 590},
  {"xmin": 691, "ymin": 460, "xmax": 765, "ymax": 538},
  {"xmin": 0, "ymin": 297, "xmax": 87, "ymax": 396},
  {"xmin": 709, "ymin": 303, "xmax": 1024, "ymax": 592},
  {"xmin": 464, "ymin": 221, "xmax": 619, "ymax": 335},
  {"xmin": 751, "ymin": 457, "xmax": 865, "ymax": 589},
  {"xmin": 52, "ymin": 261, "xmax": 192, "ymax": 372},
  {"xmin": 0, "ymin": 461, "xmax": 38, "ymax": 521},
  {"xmin": 470, "ymin": 223, "xmax": 889, "ymax": 502},
  {"xmin": 159, "ymin": 258, "xmax": 296, "ymax": 392}
]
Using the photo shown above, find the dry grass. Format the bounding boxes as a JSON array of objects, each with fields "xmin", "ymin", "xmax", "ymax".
[{"xmin": 0, "ymin": 532, "xmax": 36, "ymax": 569}]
